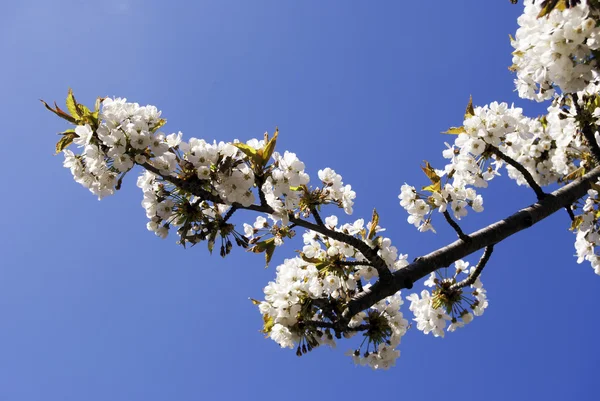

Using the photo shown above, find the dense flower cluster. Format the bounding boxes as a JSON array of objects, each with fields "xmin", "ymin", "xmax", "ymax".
[
  {"xmin": 407, "ymin": 260, "xmax": 488, "ymax": 337},
  {"xmin": 261, "ymin": 151, "xmax": 310, "ymax": 224},
  {"xmin": 257, "ymin": 217, "xmax": 409, "ymax": 369},
  {"xmin": 64, "ymin": 97, "xmax": 168, "ymax": 199},
  {"xmin": 317, "ymin": 168, "xmax": 357, "ymax": 214},
  {"xmin": 574, "ymin": 184, "xmax": 600, "ymax": 274},
  {"xmin": 511, "ymin": 0, "xmax": 600, "ymax": 101}
]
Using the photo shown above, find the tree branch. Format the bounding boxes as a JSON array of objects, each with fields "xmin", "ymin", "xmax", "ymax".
[
  {"xmin": 339, "ymin": 164, "xmax": 600, "ymax": 326},
  {"xmin": 336, "ymin": 260, "xmax": 373, "ymax": 267},
  {"xmin": 488, "ymin": 145, "xmax": 546, "ymax": 200},
  {"xmin": 139, "ymin": 161, "xmax": 394, "ymax": 282},
  {"xmin": 449, "ymin": 245, "xmax": 494, "ymax": 291},
  {"xmin": 311, "ymin": 207, "xmax": 326, "ymax": 227},
  {"xmin": 443, "ymin": 210, "xmax": 470, "ymax": 242}
]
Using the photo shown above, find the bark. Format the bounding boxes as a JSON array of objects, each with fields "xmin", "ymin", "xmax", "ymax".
[{"xmin": 339, "ymin": 165, "xmax": 600, "ymax": 324}]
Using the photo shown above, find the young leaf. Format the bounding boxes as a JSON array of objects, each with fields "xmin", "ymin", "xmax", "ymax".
[
  {"xmin": 570, "ymin": 215, "xmax": 583, "ymax": 231},
  {"xmin": 151, "ymin": 118, "xmax": 167, "ymax": 133},
  {"xmin": 261, "ymin": 127, "xmax": 279, "ymax": 166},
  {"xmin": 250, "ymin": 238, "xmax": 276, "ymax": 268},
  {"xmin": 367, "ymin": 209, "xmax": 379, "ymax": 240},
  {"xmin": 442, "ymin": 126, "xmax": 466, "ymax": 135},
  {"xmin": 233, "ymin": 143, "xmax": 263, "ymax": 167},
  {"xmin": 66, "ymin": 88, "xmax": 82, "ymax": 120},
  {"xmin": 55, "ymin": 132, "xmax": 78, "ymax": 154},
  {"xmin": 464, "ymin": 95, "xmax": 475, "ymax": 119},
  {"xmin": 421, "ymin": 161, "xmax": 441, "ymax": 184},
  {"xmin": 262, "ymin": 314, "xmax": 275, "ymax": 335},
  {"xmin": 40, "ymin": 100, "xmax": 78, "ymax": 124},
  {"xmin": 422, "ymin": 182, "xmax": 442, "ymax": 193},
  {"xmin": 537, "ymin": 0, "xmax": 566, "ymax": 18}
]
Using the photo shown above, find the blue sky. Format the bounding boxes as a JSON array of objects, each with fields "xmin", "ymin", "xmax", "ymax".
[{"xmin": 1, "ymin": 1, "xmax": 598, "ymax": 400}]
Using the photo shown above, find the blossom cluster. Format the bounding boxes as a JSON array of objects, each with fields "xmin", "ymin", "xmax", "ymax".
[
  {"xmin": 317, "ymin": 168, "xmax": 357, "ymax": 214},
  {"xmin": 261, "ymin": 151, "xmax": 310, "ymax": 224},
  {"xmin": 63, "ymin": 97, "xmax": 168, "ymax": 199},
  {"xmin": 574, "ymin": 184, "xmax": 600, "ymax": 274},
  {"xmin": 407, "ymin": 260, "xmax": 488, "ymax": 337},
  {"xmin": 511, "ymin": 0, "xmax": 600, "ymax": 101},
  {"xmin": 257, "ymin": 217, "xmax": 409, "ymax": 369}
]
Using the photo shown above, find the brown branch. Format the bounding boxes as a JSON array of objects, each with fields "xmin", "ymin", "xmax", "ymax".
[
  {"xmin": 565, "ymin": 205, "xmax": 575, "ymax": 221},
  {"xmin": 139, "ymin": 161, "xmax": 393, "ymax": 282},
  {"xmin": 443, "ymin": 210, "xmax": 470, "ymax": 242},
  {"xmin": 488, "ymin": 145, "xmax": 546, "ymax": 200},
  {"xmin": 336, "ymin": 260, "xmax": 373, "ymax": 267},
  {"xmin": 338, "ymin": 164, "xmax": 600, "ymax": 327},
  {"xmin": 449, "ymin": 245, "xmax": 494, "ymax": 291},
  {"xmin": 311, "ymin": 207, "xmax": 326, "ymax": 227}
]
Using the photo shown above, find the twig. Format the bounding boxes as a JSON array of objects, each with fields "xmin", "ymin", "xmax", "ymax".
[
  {"xmin": 311, "ymin": 207, "xmax": 325, "ymax": 227},
  {"xmin": 449, "ymin": 245, "xmax": 494, "ymax": 291},
  {"xmin": 223, "ymin": 205, "xmax": 238, "ymax": 223},
  {"xmin": 443, "ymin": 210, "xmax": 470, "ymax": 242},
  {"xmin": 565, "ymin": 206, "xmax": 575, "ymax": 221},
  {"xmin": 336, "ymin": 260, "xmax": 374, "ymax": 267},
  {"xmin": 139, "ymin": 161, "xmax": 394, "ymax": 282},
  {"xmin": 488, "ymin": 145, "xmax": 546, "ymax": 200}
]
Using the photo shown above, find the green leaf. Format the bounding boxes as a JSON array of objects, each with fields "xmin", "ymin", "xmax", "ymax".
[
  {"xmin": 66, "ymin": 88, "xmax": 81, "ymax": 120},
  {"xmin": 233, "ymin": 143, "xmax": 263, "ymax": 167},
  {"xmin": 41, "ymin": 99, "xmax": 78, "ymax": 124},
  {"xmin": 250, "ymin": 238, "xmax": 276, "ymax": 268},
  {"xmin": 422, "ymin": 182, "xmax": 442, "ymax": 193},
  {"xmin": 421, "ymin": 161, "xmax": 441, "ymax": 184},
  {"xmin": 561, "ymin": 166, "xmax": 585, "ymax": 183},
  {"xmin": 570, "ymin": 215, "xmax": 583, "ymax": 231},
  {"xmin": 151, "ymin": 118, "xmax": 167, "ymax": 133},
  {"xmin": 260, "ymin": 127, "xmax": 279, "ymax": 167},
  {"xmin": 262, "ymin": 314, "xmax": 275, "ymax": 335},
  {"xmin": 265, "ymin": 243, "xmax": 276, "ymax": 268},
  {"xmin": 367, "ymin": 209, "xmax": 379, "ymax": 240},
  {"xmin": 537, "ymin": 0, "xmax": 566, "ymax": 18},
  {"xmin": 299, "ymin": 252, "xmax": 322, "ymax": 264},
  {"xmin": 249, "ymin": 298, "xmax": 262, "ymax": 306},
  {"xmin": 55, "ymin": 132, "xmax": 78, "ymax": 154},
  {"xmin": 442, "ymin": 126, "xmax": 466, "ymax": 135},
  {"xmin": 464, "ymin": 95, "xmax": 475, "ymax": 119}
]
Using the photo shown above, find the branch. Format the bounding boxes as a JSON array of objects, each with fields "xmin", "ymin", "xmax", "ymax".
[
  {"xmin": 565, "ymin": 205, "xmax": 575, "ymax": 221},
  {"xmin": 311, "ymin": 207, "xmax": 326, "ymax": 227},
  {"xmin": 443, "ymin": 210, "xmax": 470, "ymax": 242},
  {"xmin": 449, "ymin": 245, "xmax": 494, "ymax": 291},
  {"xmin": 336, "ymin": 260, "xmax": 373, "ymax": 267},
  {"xmin": 223, "ymin": 205, "xmax": 238, "ymax": 223},
  {"xmin": 139, "ymin": 161, "xmax": 394, "ymax": 282},
  {"xmin": 488, "ymin": 145, "xmax": 546, "ymax": 200},
  {"xmin": 339, "ymin": 164, "xmax": 600, "ymax": 326},
  {"xmin": 303, "ymin": 320, "xmax": 370, "ymax": 332}
]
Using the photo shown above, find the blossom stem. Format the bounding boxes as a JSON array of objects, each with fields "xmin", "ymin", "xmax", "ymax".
[
  {"xmin": 140, "ymin": 161, "xmax": 394, "ymax": 282},
  {"xmin": 488, "ymin": 145, "xmax": 546, "ymax": 200},
  {"xmin": 449, "ymin": 245, "xmax": 494, "ymax": 291},
  {"xmin": 311, "ymin": 207, "xmax": 325, "ymax": 227},
  {"xmin": 442, "ymin": 210, "xmax": 470, "ymax": 242}
]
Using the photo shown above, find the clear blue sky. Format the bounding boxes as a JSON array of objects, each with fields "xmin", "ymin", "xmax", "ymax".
[{"xmin": 1, "ymin": 1, "xmax": 598, "ymax": 400}]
